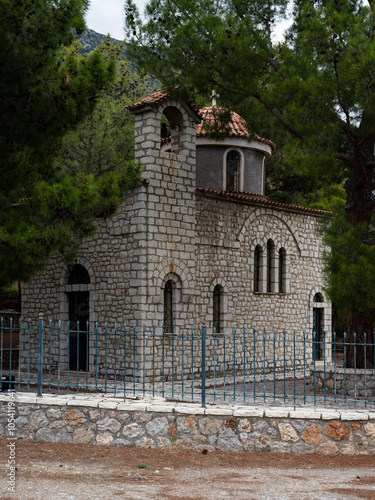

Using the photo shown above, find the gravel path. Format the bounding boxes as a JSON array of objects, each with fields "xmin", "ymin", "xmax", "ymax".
[{"xmin": 1, "ymin": 439, "xmax": 375, "ymax": 500}]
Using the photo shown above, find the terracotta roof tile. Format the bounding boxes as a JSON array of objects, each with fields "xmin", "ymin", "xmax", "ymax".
[
  {"xmin": 197, "ymin": 188, "xmax": 334, "ymax": 216},
  {"xmin": 197, "ymin": 107, "xmax": 276, "ymax": 151},
  {"xmin": 127, "ymin": 88, "xmax": 201, "ymax": 119}
]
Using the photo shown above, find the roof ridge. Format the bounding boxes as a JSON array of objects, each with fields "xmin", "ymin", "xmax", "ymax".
[{"xmin": 196, "ymin": 188, "xmax": 334, "ymax": 216}]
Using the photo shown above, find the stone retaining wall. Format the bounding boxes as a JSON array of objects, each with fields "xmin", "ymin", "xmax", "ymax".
[{"xmin": 1, "ymin": 393, "xmax": 375, "ymax": 455}]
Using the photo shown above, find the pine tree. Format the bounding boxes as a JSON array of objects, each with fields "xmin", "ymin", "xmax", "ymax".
[
  {"xmin": 0, "ymin": 1, "xmax": 142, "ymax": 289},
  {"xmin": 59, "ymin": 40, "xmax": 147, "ymax": 178}
]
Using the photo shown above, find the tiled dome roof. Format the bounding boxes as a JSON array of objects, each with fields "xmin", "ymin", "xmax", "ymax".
[{"xmin": 197, "ymin": 106, "xmax": 276, "ymax": 151}]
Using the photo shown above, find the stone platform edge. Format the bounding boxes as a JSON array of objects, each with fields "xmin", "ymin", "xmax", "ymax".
[{"xmin": 1, "ymin": 393, "xmax": 375, "ymax": 454}]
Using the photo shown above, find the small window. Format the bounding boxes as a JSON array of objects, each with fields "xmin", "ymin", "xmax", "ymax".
[
  {"xmin": 68, "ymin": 264, "xmax": 90, "ymax": 285},
  {"xmin": 313, "ymin": 292, "xmax": 324, "ymax": 303},
  {"xmin": 164, "ymin": 280, "xmax": 174, "ymax": 333},
  {"xmin": 226, "ymin": 150, "xmax": 240, "ymax": 191},
  {"xmin": 254, "ymin": 245, "xmax": 262, "ymax": 293},
  {"xmin": 213, "ymin": 285, "xmax": 223, "ymax": 333},
  {"xmin": 279, "ymin": 248, "xmax": 286, "ymax": 293},
  {"xmin": 267, "ymin": 240, "xmax": 275, "ymax": 293}
]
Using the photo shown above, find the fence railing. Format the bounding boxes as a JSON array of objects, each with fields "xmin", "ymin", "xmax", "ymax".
[{"xmin": 1, "ymin": 316, "xmax": 375, "ymax": 409}]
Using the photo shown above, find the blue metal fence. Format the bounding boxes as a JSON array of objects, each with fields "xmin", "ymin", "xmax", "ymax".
[{"xmin": 1, "ymin": 316, "xmax": 374, "ymax": 409}]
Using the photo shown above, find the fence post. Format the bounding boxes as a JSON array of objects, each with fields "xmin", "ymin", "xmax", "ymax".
[
  {"xmin": 37, "ymin": 313, "xmax": 43, "ymax": 397},
  {"xmin": 201, "ymin": 323, "xmax": 206, "ymax": 408}
]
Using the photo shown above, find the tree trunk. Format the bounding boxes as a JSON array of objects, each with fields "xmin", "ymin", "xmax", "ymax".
[{"xmin": 342, "ymin": 161, "xmax": 375, "ymax": 368}]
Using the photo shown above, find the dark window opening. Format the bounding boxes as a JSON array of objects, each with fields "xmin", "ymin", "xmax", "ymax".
[
  {"xmin": 213, "ymin": 285, "xmax": 223, "ymax": 333},
  {"xmin": 267, "ymin": 240, "xmax": 275, "ymax": 293},
  {"xmin": 279, "ymin": 248, "xmax": 286, "ymax": 293},
  {"xmin": 226, "ymin": 150, "xmax": 240, "ymax": 191},
  {"xmin": 164, "ymin": 281, "xmax": 174, "ymax": 333},
  {"xmin": 313, "ymin": 307, "xmax": 323, "ymax": 361},
  {"xmin": 254, "ymin": 245, "xmax": 262, "ymax": 293}
]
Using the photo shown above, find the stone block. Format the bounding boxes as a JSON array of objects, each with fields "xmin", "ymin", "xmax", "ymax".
[
  {"xmin": 278, "ymin": 423, "xmax": 299, "ymax": 442},
  {"xmin": 98, "ymin": 401, "xmax": 119, "ymax": 409},
  {"xmin": 340, "ymin": 412, "xmax": 369, "ymax": 421},
  {"xmin": 317, "ymin": 442, "xmax": 339, "ymax": 455},
  {"xmin": 96, "ymin": 433, "xmax": 114, "ymax": 445},
  {"xmin": 301, "ymin": 424, "xmax": 323, "ymax": 445},
  {"xmin": 147, "ymin": 405, "xmax": 174, "ymax": 413},
  {"xmin": 66, "ymin": 400, "xmax": 99, "ymax": 408},
  {"xmin": 175, "ymin": 406, "xmax": 205, "ymax": 415},
  {"xmin": 324, "ymin": 421, "xmax": 350, "ymax": 441},
  {"xmin": 320, "ymin": 410, "xmax": 340, "ymax": 420},
  {"xmin": 265, "ymin": 408, "xmax": 290, "ymax": 418},
  {"xmin": 37, "ymin": 397, "xmax": 68, "ymax": 406},
  {"xmin": 15, "ymin": 394, "xmax": 37, "ymax": 404},
  {"xmin": 116, "ymin": 403, "xmax": 148, "ymax": 411},
  {"xmin": 205, "ymin": 407, "xmax": 233, "ymax": 416},
  {"xmin": 233, "ymin": 408, "xmax": 264, "ymax": 417},
  {"xmin": 289, "ymin": 410, "xmax": 321, "ymax": 419}
]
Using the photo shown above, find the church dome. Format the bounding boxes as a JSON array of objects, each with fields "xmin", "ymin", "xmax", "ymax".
[
  {"xmin": 196, "ymin": 106, "xmax": 276, "ymax": 151},
  {"xmin": 195, "ymin": 107, "xmax": 275, "ymax": 196}
]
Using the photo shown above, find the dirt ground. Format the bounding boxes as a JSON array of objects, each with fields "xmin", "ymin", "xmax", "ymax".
[{"xmin": 1, "ymin": 439, "xmax": 375, "ymax": 500}]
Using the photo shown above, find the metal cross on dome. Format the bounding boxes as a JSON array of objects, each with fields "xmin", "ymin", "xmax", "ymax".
[{"xmin": 211, "ymin": 89, "xmax": 219, "ymax": 107}]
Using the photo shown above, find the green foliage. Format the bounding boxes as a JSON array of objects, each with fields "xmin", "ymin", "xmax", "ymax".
[
  {"xmin": 323, "ymin": 211, "xmax": 375, "ymax": 319},
  {"xmin": 59, "ymin": 40, "xmax": 147, "ymax": 177},
  {"xmin": 0, "ymin": 1, "xmax": 143, "ymax": 290}
]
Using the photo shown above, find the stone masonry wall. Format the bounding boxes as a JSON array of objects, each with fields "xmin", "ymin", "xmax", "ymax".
[
  {"xmin": 132, "ymin": 98, "xmax": 199, "ymax": 331},
  {"xmin": 1, "ymin": 393, "xmax": 375, "ymax": 455},
  {"xmin": 195, "ymin": 195, "xmax": 332, "ymax": 372}
]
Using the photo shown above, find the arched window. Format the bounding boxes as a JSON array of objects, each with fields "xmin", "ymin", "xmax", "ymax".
[
  {"xmin": 226, "ymin": 150, "xmax": 240, "ymax": 191},
  {"xmin": 164, "ymin": 280, "xmax": 174, "ymax": 333},
  {"xmin": 254, "ymin": 245, "xmax": 262, "ymax": 293},
  {"xmin": 279, "ymin": 248, "xmax": 286, "ymax": 293},
  {"xmin": 313, "ymin": 293, "xmax": 324, "ymax": 303},
  {"xmin": 267, "ymin": 239, "xmax": 275, "ymax": 293},
  {"xmin": 161, "ymin": 106, "xmax": 184, "ymax": 153},
  {"xmin": 213, "ymin": 285, "xmax": 223, "ymax": 333}
]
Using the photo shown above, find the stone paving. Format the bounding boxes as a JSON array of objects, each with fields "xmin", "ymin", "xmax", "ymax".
[{"xmin": 7, "ymin": 368, "xmax": 375, "ymax": 410}]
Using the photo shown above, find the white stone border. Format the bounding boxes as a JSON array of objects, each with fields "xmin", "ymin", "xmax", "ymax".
[{"xmin": 1, "ymin": 392, "xmax": 373, "ymax": 421}]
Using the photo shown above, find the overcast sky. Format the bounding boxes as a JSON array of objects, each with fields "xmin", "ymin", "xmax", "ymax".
[
  {"xmin": 85, "ymin": 0, "xmax": 291, "ymax": 41},
  {"xmin": 85, "ymin": 0, "xmax": 147, "ymax": 40}
]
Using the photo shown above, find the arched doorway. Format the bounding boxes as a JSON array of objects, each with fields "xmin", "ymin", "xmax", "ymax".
[{"xmin": 68, "ymin": 264, "xmax": 90, "ymax": 371}]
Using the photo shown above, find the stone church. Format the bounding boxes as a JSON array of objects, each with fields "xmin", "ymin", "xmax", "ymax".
[{"xmin": 21, "ymin": 89, "xmax": 331, "ymax": 378}]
